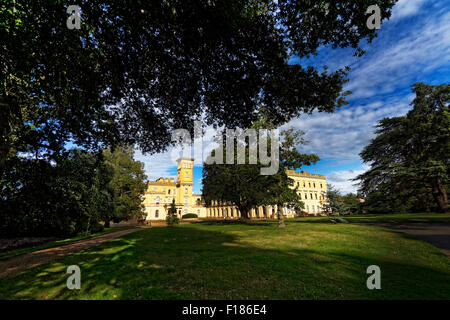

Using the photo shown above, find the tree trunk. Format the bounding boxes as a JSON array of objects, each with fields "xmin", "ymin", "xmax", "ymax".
[
  {"xmin": 432, "ymin": 178, "xmax": 448, "ymax": 213},
  {"xmin": 277, "ymin": 204, "xmax": 286, "ymax": 227},
  {"xmin": 104, "ymin": 220, "xmax": 111, "ymax": 228},
  {"xmin": 238, "ymin": 206, "xmax": 250, "ymax": 222}
]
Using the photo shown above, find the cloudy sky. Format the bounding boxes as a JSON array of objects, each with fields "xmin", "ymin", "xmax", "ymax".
[{"xmin": 135, "ymin": 0, "xmax": 450, "ymax": 194}]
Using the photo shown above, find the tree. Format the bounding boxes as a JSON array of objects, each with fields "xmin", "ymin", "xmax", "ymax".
[
  {"xmin": 356, "ymin": 83, "xmax": 449, "ymax": 213},
  {"xmin": 202, "ymin": 124, "xmax": 318, "ymax": 227},
  {"xmin": 1, "ymin": 0, "xmax": 397, "ymax": 173},
  {"xmin": 102, "ymin": 145, "xmax": 147, "ymax": 227},
  {"xmin": 166, "ymin": 200, "xmax": 179, "ymax": 226},
  {"xmin": 264, "ymin": 127, "xmax": 319, "ymax": 227},
  {"xmin": 0, "ymin": 149, "xmax": 112, "ymax": 237},
  {"xmin": 322, "ymin": 184, "xmax": 348, "ymax": 216}
]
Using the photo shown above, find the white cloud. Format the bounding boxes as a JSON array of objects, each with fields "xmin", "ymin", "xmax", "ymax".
[
  {"xmin": 327, "ymin": 167, "xmax": 369, "ymax": 194},
  {"xmin": 347, "ymin": 11, "xmax": 450, "ymax": 99},
  {"xmin": 390, "ymin": 0, "xmax": 427, "ymax": 20},
  {"xmin": 283, "ymin": 95, "xmax": 412, "ymax": 160}
]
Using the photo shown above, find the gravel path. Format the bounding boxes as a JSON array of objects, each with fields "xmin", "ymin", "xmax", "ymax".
[
  {"xmin": 362, "ymin": 222, "xmax": 450, "ymax": 257},
  {"xmin": 0, "ymin": 228, "xmax": 141, "ymax": 280}
]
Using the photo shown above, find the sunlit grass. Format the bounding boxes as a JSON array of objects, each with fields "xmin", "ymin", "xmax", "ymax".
[{"xmin": 0, "ymin": 221, "xmax": 449, "ymax": 300}]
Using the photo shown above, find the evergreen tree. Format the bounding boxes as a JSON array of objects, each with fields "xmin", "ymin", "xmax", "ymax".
[
  {"xmin": 356, "ymin": 83, "xmax": 449, "ymax": 213},
  {"xmin": 166, "ymin": 200, "xmax": 179, "ymax": 226},
  {"xmin": 102, "ymin": 145, "xmax": 147, "ymax": 227}
]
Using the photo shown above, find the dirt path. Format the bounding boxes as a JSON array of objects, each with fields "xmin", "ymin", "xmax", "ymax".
[
  {"xmin": 0, "ymin": 228, "xmax": 142, "ymax": 280},
  {"xmin": 363, "ymin": 223, "xmax": 450, "ymax": 257}
]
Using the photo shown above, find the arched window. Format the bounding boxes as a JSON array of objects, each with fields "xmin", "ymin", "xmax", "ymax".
[
  {"xmin": 308, "ymin": 182, "xmax": 311, "ymax": 187},
  {"xmin": 320, "ymin": 183, "xmax": 323, "ymax": 188},
  {"xmin": 304, "ymin": 193, "xmax": 307, "ymax": 199},
  {"xmin": 315, "ymin": 193, "xmax": 318, "ymax": 199},
  {"xmin": 155, "ymin": 210, "xmax": 159, "ymax": 218},
  {"xmin": 310, "ymin": 193, "xmax": 313, "ymax": 199},
  {"xmin": 313, "ymin": 183, "xmax": 316, "ymax": 188},
  {"xmin": 303, "ymin": 181, "xmax": 305, "ymax": 187},
  {"xmin": 168, "ymin": 189, "xmax": 171, "ymax": 194}
]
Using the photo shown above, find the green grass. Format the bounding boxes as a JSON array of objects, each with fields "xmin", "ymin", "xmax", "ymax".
[
  {"xmin": 289, "ymin": 212, "xmax": 450, "ymax": 224},
  {"xmin": 0, "ymin": 226, "xmax": 135, "ymax": 261},
  {"xmin": 0, "ymin": 220, "xmax": 449, "ymax": 300}
]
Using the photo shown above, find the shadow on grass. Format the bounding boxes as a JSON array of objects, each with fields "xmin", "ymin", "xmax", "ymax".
[{"xmin": 0, "ymin": 223, "xmax": 449, "ymax": 300}]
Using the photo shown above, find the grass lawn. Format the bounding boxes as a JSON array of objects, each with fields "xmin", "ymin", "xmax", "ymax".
[
  {"xmin": 0, "ymin": 220, "xmax": 449, "ymax": 300},
  {"xmin": 289, "ymin": 212, "xmax": 450, "ymax": 224},
  {"xmin": 0, "ymin": 226, "xmax": 135, "ymax": 261}
]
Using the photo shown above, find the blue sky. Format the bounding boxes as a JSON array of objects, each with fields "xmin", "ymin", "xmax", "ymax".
[{"xmin": 135, "ymin": 0, "xmax": 450, "ymax": 194}]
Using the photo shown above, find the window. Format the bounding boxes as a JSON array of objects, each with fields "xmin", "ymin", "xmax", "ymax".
[
  {"xmin": 304, "ymin": 193, "xmax": 307, "ymax": 199},
  {"xmin": 315, "ymin": 193, "xmax": 318, "ymax": 200},
  {"xmin": 320, "ymin": 183, "xmax": 323, "ymax": 188},
  {"xmin": 155, "ymin": 196, "xmax": 160, "ymax": 204},
  {"xmin": 185, "ymin": 188, "xmax": 188, "ymax": 194},
  {"xmin": 306, "ymin": 205, "xmax": 309, "ymax": 212},
  {"xmin": 310, "ymin": 193, "xmax": 313, "ymax": 199},
  {"xmin": 155, "ymin": 210, "xmax": 159, "ymax": 218},
  {"xmin": 303, "ymin": 181, "xmax": 305, "ymax": 187},
  {"xmin": 312, "ymin": 206, "xmax": 315, "ymax": 213},
  {"xmin": 184, "ymin": 197, "xmax": 188, "ymax": 204},
  {"xmin": 299, "ymin": 193, "xmax": 302, "ymax": 200},
  {"xmin": 308, "ymin": 182, "xmax": 311, "ymax": 187},
  {"xmin": 197, "ymin": 209, "xmax": 200, "ymax": 215},
  {"xmin": 313, "ymin": 183, "xmax": 316, "ymax": 188},
  {"xmin": 168, "ymin": 189, "xmax": 171, "ymax": 194},
  {"xmin": 317, "ymin": 205, "xmax": 320, "ymax": 212},
  {"xmin": 185, "ymin": 172, "xmax": 189, "ymax": 178}
]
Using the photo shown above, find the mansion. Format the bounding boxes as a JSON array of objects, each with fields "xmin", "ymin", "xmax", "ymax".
[{"xmin": 143, "ymin": 158, "xmax": 327, "ymax": 221}]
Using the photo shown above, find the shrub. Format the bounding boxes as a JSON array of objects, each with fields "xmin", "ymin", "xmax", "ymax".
[{"xmin": 182, "ymin": 213, "xmax": 198, "ymax": 219}]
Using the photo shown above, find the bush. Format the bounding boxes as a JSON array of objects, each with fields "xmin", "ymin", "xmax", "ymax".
[{"xmin": 182, "ymin": 213, "xmax": 198, "ymax": 219}]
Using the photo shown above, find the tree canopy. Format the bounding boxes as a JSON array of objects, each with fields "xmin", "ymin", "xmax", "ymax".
[
  {"xmin": 202, "ymin": 125, "xmax": 319, "ymax": 226},
  {"xmin": 1, "ymin": 0, "xmax": 397, "ymax": 171},
  {"xmin": 356, "ymin": 83, "xmax": 449, "ymax": 213}
]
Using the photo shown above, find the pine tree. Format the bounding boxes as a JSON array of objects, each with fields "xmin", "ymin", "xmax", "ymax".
[{"xmin": 166, "ymin": 200, "xmax": 179, "ymax": 226}]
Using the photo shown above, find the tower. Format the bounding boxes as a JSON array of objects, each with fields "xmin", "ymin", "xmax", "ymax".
[{"xmin": 176, "ymin": 158, "xmax": 194, "ymax": 208}]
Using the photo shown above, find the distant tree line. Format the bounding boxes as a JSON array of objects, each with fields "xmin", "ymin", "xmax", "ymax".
[{"xmin": 0, "ymin": 146, "xmax": 146, "ymax": 237}]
